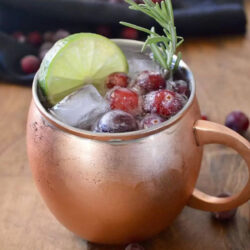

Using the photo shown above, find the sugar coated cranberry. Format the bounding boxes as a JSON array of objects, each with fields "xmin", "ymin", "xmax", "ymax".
[
  {"xmin": 140, "ymin": 114, "xmax": 165, "ymax": 129},
  {"xmin": 20, "ymin": 55, "xmax": 40, "ymax": 74},
  {"xmin": 108, "ymin": 88, "xmax": 140, "ymax": 114},
  {"xmin": 96, "ymin": 25, "xmax": 112, "ymax": 37},
  {"xmin": 94, "ymin": 110, "xmax": 138, "ymax": 133},
  {"xmin": 27, "ymin": 31, "xmax": 42, "ymax": 46},
  {"xmin": 125, "ymin": 243, "xmax": 145, "ymax": 250},
  {"xmin": 211, "ymin": 193, "xmax": 237, "ymax": 221},
  {"xmin": 169, "ymin": 80, "xmax": 190, "ymax": 96},
  {"xmin": 144, "ymin": 90, "xmax": 185, "ymax": 117},
  {"xmin": 106, "ymin": 72, "xmax": 129, "ymax": 89},
  {"xmin": 225, "ymin": 111, "xmax": 249, "ymax": 135},
  {"xmin": 135, "ymin": 71, "xmax": 166, "ymax": 93},
  {"xmin": 121, "ymin": 27, "xmax": 139, "ymax": 40}
]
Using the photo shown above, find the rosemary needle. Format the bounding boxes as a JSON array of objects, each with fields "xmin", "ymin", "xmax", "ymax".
[{"xmin": 120, "ymin": 0, "xmax": 184, "ymax": 77}]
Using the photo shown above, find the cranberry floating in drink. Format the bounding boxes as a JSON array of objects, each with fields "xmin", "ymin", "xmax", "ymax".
[
  {"xmin": 27, "ymin": 0, "xmax": 250, "ymax": 245},
  {"xmin": 37, "ymin": 0, "xmax": 187, "ymax": 133}
]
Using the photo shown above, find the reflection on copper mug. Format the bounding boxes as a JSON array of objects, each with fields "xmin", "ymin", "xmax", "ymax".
[{"xmin": 26, "ymin": 40, "xmax": 250, "ymax": 244}]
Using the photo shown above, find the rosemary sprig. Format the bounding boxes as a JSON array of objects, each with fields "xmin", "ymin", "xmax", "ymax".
[{"xmin": 120, "ymin": 0, "xmax": 184, "ymax": 77}]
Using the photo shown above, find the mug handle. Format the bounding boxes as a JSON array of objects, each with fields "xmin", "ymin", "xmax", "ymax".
[{"xmin": 188, "ymin": 120, "xmax": 250, "ymax": 212}]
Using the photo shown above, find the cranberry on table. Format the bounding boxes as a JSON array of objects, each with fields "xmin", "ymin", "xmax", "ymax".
[
  {"xmin": 20, "ymin": 55, "xmax": 40, "ymax": 74},
  {"xmin": 27, "ymin": 31, "xmax": 42, "ymax": 46},
  {"xmin": 94, "ymin": 110, "xmax": 138, "ymax": 133},
  {"xmin": 135, "ymin": 71, "xmax": 166, "ymax": 93},
  {"xmin": 144, "ymin": 90, "xmax": 184, "ymax": 118},
  {"xmin": 225, "ymin": 111, "xmax": 249, "ymax": 135},
  {"xmin": 106, "ymin": 72, "xmax": 129, "ymax": 89},
  {"xmin": 121, "ymin": 27, "xmax": 139, "ymax": 40},
  {"xmin": 125, "ymin": 243, "xmax": 145, "ymax": 250},
  {"xmin": 140, "ymin": 113, "xmax": 165, "ymax": 129},
  {"xmin": 211, "ymin": 193, "xmax": 237, "ymax": 221},
  {"xmin": 96, "ymin": 25, "xmax": 112, "ymax": 37},
  {"xmin": 108, "ymin": 88, "xmax": 140, "ymax": 114},
  {"xmin": 201, "ymin": 114, "xmax": 208, "ymax": 120}
]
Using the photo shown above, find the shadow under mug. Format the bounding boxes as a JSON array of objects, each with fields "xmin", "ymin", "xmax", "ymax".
[{"xmin": 26, "ymin": 39, "xmax": 250, "ymax": 245}]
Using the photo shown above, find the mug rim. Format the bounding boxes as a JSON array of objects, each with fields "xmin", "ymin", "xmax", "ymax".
[{"xmin": 32, "ymin": 39, "xmax": 196, "ymax": 142}]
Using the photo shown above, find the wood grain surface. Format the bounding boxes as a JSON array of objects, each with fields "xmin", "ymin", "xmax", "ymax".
[{"xmin": 0, "ymin": 2, "xmax": 250, "ymax": 250}]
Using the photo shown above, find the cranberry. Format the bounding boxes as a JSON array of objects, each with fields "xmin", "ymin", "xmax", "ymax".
[
  {"xmin": 170, "ymin": 80, "xmax": 190, "ymax": 96},
  {"xmin": 140, "ymin": 114, "xmax": 165, "ymax": 129},
  {"xmin": 94, "ymin": 110, "xmax": 138, "ymax": 133},
  {"xmin": 121, "ymin": 27, "xmax": 139, "ymax": 40},
  {"xmin": 53, "ymin": 29, "xmax": 70, "ymax": 42},
  {"xmin": 225, "ymin": 111, "xmax": 249, "ymax": 135},
  {"xmin": 27, "ymin": 31, "xmax": 42, "ymax": 46},
  {"xmin": 211, "ymin": 193, "xmax": 237, "ymax": 221},
  {"xmin": 96, "ymin": 25, "xmax": 112, "ymax": 37},
  {"xmin": 108, "ymin": 88, "xmax": 140, "ymax": 114},
  {"xmin": 201, "ymin": 114, "xmax": 208, "ymax": 120},
  {"xmin": 144, "ymin": 90, "xmax": 184, "ymax": 118},
  {"xmin": 20, "ymin": 55, "xmax": 40, "ymax": 74},
  {"xmin": 43, "ymin": 31, "xmax": 54, "ymax": 42},
  {"xmin": 12, "ymin": 32, "xmax": 26, "ymax": 43},
  {"xmin": 106, "ymin": 72, "xmax": 129, "ymax": 89},
  {"xmin": 39, "ymin": 42, "xmax": 53, "ymax": 52},
  {"xmin": 135, "ymin": 71, "xmax": 166, "ymax": 93},
  {"xmin": 39, "ymin": 42, "xmax": 53, "ymax": 59},
  {"xmin": 125, "ymin": 243, "xmax": 145, "ymax": 250},
  {"xmin": 152, "ymin": 0, "xmax": 164, "ymax": 3}
]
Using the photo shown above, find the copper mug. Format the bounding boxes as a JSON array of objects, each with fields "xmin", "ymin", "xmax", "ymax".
[{"xmin": 27, "ymin": 40, "xmax": 250, "ymax": 244}]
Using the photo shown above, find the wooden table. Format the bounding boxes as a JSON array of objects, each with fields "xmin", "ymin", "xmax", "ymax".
[{"xmin": 1, "ymin": 3, "xmax": 250, "ymax": 250}]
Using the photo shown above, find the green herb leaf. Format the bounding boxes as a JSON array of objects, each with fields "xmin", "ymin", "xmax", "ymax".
[{"xmin": 121, "ymin": 0, "xmax": 184, "ymax": 75}]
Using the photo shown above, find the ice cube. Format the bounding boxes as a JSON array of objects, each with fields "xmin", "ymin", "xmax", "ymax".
[
  {"xmin": 50, "ymin": 85, "xmax": 110, "ymax": 129},
  {"xmin": 119, "ymin": 44, "xmax": 163, "ymax": 78}
]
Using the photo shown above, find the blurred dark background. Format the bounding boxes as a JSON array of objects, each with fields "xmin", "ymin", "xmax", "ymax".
[
  {"xmin": 0, "ymin": 0, "xmax": 247, "ymax": 84},
  {"xmin": 0, "ymin": 0, "xmax": 247, "ymax": 36}
]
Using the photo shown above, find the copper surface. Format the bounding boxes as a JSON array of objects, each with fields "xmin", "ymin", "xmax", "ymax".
[
  {"xmin": 26, "ymin": 40, "xmax": 250, "ymax": 244},
  {"xmin": 188, "ymin": 120, "xmax": 250, "ymax": 211}
]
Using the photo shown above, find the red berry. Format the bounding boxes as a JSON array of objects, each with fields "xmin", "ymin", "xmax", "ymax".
[
  {"xmin": 140, "ymin": 114, "xmax": 164, "ymax": 129},
  {"xmin": 53, "ymin": 29, "xmax": 70, "ymax": 42},
  {"xmin": 106, "ymin": 72, "xmax": 129, "ymax": 89},
  {"xmin": 108, "ymin": 88, "xmax": 139, "ymax": 114},
  {"xmin": 121, "ymin": 27, "xmax": 139, "ymax": 40},
  {"xmin": 211, "ymin": 193, "xmax": 237, "ymax": 221},
  {"xmin": 27, "ymin": 31, "xmax": 42, "ymax": 46},
  {"xmin": 20, "ymin": 55, "xmax": 40, "ymax": 74},
  {"xmin": 96, "ymin": 25, "xmax": 112, "ymax": 37},
  {"xmin": 125, "ymin": 243, "xmax": 144, "ymax": 250},
  {"xmin": 135, "ymin": 71, "xmax": 166, "ymax": 93},
  {"xmin": 12, "ymin": 32, "xmax": 26, "ymax": 43},
  {"xmin": 144, "ymin": 90, "xmax": 184, "ymax": 117},
  {"xmin": 169, "ymin": 80, "xmax": 190, "ymax": 96},
  {"xmin": 94, "ymin": 110, "xmax": 138, "ymax": 133},
  {"xmin": 225, "ymin": 111, "xmax": 249, "ymax": 135},
  {"xmin": 152, "ymin": 0, "xmax": 164, "ymax": 3},
  {"xmin": 201, "ymin": 114, "xmax": 208, "ymax": 120}
]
